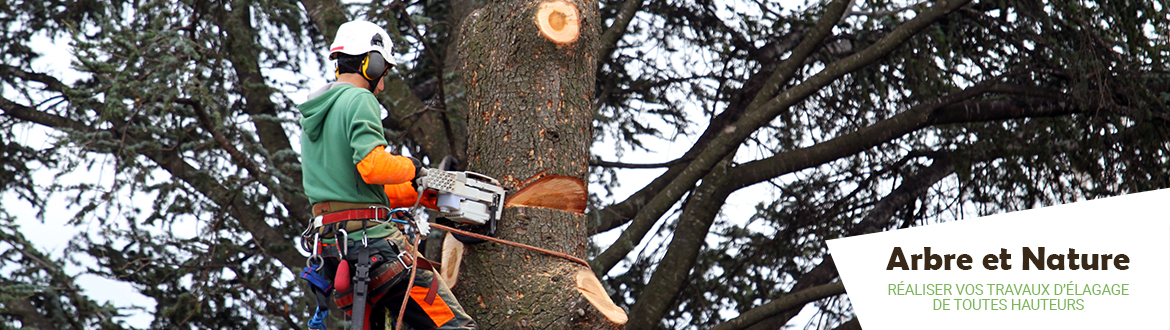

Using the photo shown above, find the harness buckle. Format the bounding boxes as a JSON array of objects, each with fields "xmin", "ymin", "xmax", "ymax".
[
  {"xmin": 368, "ymin": 204, "xmax": 391, "ymax": 218},
  {"xmin": 395, "ymin": 250, "xmax": 411, "ymax": 270}
]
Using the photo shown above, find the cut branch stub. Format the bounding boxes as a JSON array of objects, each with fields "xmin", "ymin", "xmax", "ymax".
[
  {"xmin": 504, "ymin": 174, "xmax": 587, "ymax": 213},
  {"xmin": 536, "ymin": 1, "xmax": 580, "ymax": 44},
  {"xmin": 440, "ymin": 232, "xmax": 465, "ymax": 289},
  {"xmin": 576, "ymin": 268, "xmax": 629, "ymax": 325}
]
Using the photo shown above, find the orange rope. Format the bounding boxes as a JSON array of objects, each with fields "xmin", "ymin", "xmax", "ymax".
[{"xmin": 429, "ymin": 223, "xmax": 592, "ymax": 270}]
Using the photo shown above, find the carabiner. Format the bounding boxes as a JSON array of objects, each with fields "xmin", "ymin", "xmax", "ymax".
[
  {"xmin": 300, "ymin": 216, "xmax": 318, "ymax": 237},
  {"xmin": 337, "ymin": 228, "xmax": 349, "ymax": 257},
  {"xmin": 312, "ymin": 232, "xmax": 320, "ymax": 255},
  {"xmin": 310, "ymin": 233, "xmax": 325, "ymax": 271},
  {"xmin": 362, "ymin": 228, "xmax": 369, "ymax": 247}
]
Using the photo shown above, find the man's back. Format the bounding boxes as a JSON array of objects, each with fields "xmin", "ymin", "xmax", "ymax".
[{"xmin": 299, "ymin": 82, "xmax": 389, "ymax": 205}]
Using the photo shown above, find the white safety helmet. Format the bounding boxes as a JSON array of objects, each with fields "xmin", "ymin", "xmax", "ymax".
[
  {"xmin": 330, "ymin": 20, "xmax": 393, "ymax": 62},
  {"xmin": 330, "ymin": 20, "xmax": 395, "ymax": 85}
]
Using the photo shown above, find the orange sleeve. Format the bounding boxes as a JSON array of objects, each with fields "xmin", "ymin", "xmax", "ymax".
[
  {"xmin": 356, "ymin": 145, "xmax": 416, "ymax": 185},
  {"xmin": 384, "ymin": 182, "xmax": 439, "ymax": 209}
]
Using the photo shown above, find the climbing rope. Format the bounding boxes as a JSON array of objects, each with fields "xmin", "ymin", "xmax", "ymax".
[{"xmin": 429, "ymin": 222, "xmax": 592, "ymax": 270}]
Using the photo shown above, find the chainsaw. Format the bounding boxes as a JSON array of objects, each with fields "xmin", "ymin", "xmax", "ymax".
[{"xmin": 414, "ymin": 157, "xmax": 505, "ymax": 236}]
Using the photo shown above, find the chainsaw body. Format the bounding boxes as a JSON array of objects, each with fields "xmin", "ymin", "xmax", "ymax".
[{"xmin": 420, "ymin": 170, "xmax": 505, "ymax": 226}]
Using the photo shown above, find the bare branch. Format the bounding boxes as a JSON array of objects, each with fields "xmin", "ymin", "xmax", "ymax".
[
  {"xmin": 591, "ymin": 0, "xmax": 972, "ymax": 275},
  {"xmin": 1, "ymin": 97, "xmax": 91, "ymax": 132},
  {"xmin": 625, "ymin": 152, "xmax": 736, "ymax": 328},
  {"xmin": 848, "ymin": 152, "xmax": 959, "ymax": 235},
  {"xmin": 0, "ymin": 64, "xmax": 69, "ymax": 92},
  {"xmin": 743, "ymin": 256, "xmax": 842, "ymax": 329},
  {"xmin": 830, "ymin": 318, "xmax": 862, "ymax": 330},
  {"xmin": 5, "ymin": 96, "xmax": 306, "ymax": 271},
  {"xmin": 848, "ymin": 1, "xmax": 926, "ymax": 17},
  {"xmin": 588, "ymin": 155, "xmax": 693, "ymax": 169},
  {"xmin": 181, "ymin": 98, "xmax": 265, "ymax": 184},
  {"xmin": 710, "ymin": 282, "xmax": 848, "ymax": 330},
  {"xmin": 747, "ymin": 0, "xmax": 853, "ymax": 112},
  {"xmin": 599, "ymin": 0, "xmax": 643, "ymax": 60},
  {"xmin": 729, "ymin": 83, "xmax": 1046, "ymax": 190}
]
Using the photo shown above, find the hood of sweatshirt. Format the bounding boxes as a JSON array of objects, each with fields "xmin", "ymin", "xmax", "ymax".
[{"xmin": 298, "ymin": 82, "xmax": 358, "ymax": 142}]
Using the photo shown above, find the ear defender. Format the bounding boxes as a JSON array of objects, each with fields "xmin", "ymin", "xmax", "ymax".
[{"xmin": 361, "ymin": 52, "xmax": 387, "ymax": 81}]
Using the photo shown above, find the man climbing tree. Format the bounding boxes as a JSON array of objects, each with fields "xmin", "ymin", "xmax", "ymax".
[{"xmin": 297, "ymin": 20, "xmax": 477, "ymax": 330}]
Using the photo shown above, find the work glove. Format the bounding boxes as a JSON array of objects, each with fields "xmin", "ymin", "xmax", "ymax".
[{"xmin": 408, "ymin": 156, "xmax": 428, "ymax": 189}]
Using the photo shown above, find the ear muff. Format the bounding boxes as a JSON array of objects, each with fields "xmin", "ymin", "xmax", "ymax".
[{"xmin": 360, "ymin": 52, "xmax": 387, "ymax": 81}]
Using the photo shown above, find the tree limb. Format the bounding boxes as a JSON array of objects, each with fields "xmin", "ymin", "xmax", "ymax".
[
  {"xmin": 3, "ymin": 298, "xmax": 58, "ymax": 330},
  {"xmin": 139, "ymin": 147, "xmax": 306, "ymax": 271},
  {"xmin": 710, "ymin": 282, "xmax": 847, "ymax": 330},
  {"xmin": 599, "ymin": 0, "xmax": 643, "ymax": 60},
  {"xmin": 746, "ymin": 0, "xmax": 852, "ymax": 111},
  {"xmin": 928, "ymin": 98, "xmax": 1080, "ymax": 125},
  {"xmin": 625, "ymin": 151, "xmax": 736, "ymax": 329},
  {"xmin": 3, "ymin": 97, "xmax": 307, "ymax": 273},
  {"xmin": 218, "ymin": 3, "xmax": 311, "ymax": 221},
  {"xmin": 0, "ymin": 64, "xmax": 68, "ymax": 92},
  {"xmin": 591, "ymin": 0, "xmax": 853, "ymax": 268},
  {"xmin": 731, "ymin": 91, "xmax": 1082, "ymax": 189},
  {"xmin": 587, "ymin": 101, "xmax": 750, "ymax": 234},
  {"xmin": 0, "ymin": 98, "xmax": 90, "ymax": 132},
  {"xmin": 830, "ymin": 318, "xmax": 861, "ymax": 330},
  {"xmin": 180, "ymin": 97, "xmax": 310, "ymax": 226},
  {"xmin": 591, "ymin": 0, "xmax": 971, "ymax": 275},
  {"xmin": 743, "ymin": 256, "xmax": 841, "ymax": 330},
  {"xmin": 588, "ymin": 155, "xmax": 693, "ymax": 169},
  {"xmin": 182, "ymin": 98, "xmax": 265, "ymax": 188},
  {"xmin": 298, "ymin": 0, "xmax": 348, "ymax": 42},
  {"xmin": 847, "ymin": 152, "xmax": 958, "ymax": 236},
  {"xmin": 849, "ymin": 1, "xmax": 926, "ymax": 17}
]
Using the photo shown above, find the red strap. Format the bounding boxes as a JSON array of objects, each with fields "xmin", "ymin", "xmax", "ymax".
[
  {"xmin": 321, "ymin": 208, "xmax": 389, "ymax": 225},
  {"xmin": 424, "ymin": 272, "xmax": 439, "ymax": 305}
]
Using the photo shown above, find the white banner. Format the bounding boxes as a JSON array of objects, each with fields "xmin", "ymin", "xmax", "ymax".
[{"xmin": 827, "ymin": 188, "xmax": 1170, "ymax": 329}]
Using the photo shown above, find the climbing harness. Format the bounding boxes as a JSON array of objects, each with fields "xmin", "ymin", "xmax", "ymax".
[{"xmin": 300, "ymin": 205, "xmax": 438, "ymax": 330}]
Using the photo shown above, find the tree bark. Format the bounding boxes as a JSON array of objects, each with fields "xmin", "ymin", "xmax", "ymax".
[{"xmin": 456, "ymin": 0, "xmax": 615, "ymax": 328}]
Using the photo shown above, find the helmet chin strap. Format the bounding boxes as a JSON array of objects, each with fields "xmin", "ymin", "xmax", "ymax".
[{"xmin": 365, "ymin": 77, "xmax": 378, "ymax": 93}]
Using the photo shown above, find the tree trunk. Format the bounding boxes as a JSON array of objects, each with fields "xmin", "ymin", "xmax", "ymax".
[{"xmin": 455, "ymin": 0, "xmax": 618, "ymax": 328}]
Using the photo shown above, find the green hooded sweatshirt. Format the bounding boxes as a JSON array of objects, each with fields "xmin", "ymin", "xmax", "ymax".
[{"xmin": 298, "ymin": 82, "xmax": 390, "ymax": 206}]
